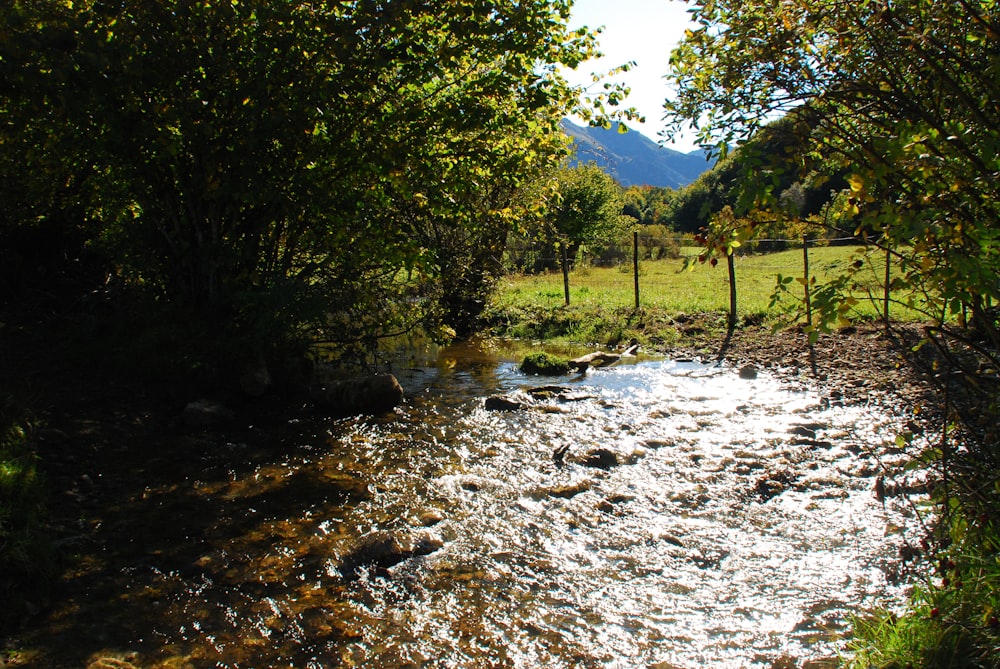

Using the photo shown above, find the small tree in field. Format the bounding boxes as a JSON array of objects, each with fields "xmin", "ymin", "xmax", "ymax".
[{"xmin": 548, "ymin": 163, "xmax": 631, "ymax": 266}]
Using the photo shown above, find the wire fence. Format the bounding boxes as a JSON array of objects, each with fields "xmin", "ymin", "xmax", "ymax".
[
  {"xmin": 505, "ymin": 233, "xmax": 898, "ymax": 327},
  {"xmin": 504, "ymin": 234, "xmax": 862, "ymax": 269}
]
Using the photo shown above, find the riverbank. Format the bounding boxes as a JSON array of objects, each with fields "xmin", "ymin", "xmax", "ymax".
[
  {"xmin": 481, "ymin": 305, "xmax": 939, "ymax": 412},
  {"xmin": 665, "ymin": 316, "xmax": 938, "ymax": 412}
]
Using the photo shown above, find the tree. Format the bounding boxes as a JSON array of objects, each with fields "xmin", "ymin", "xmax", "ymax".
[
  {"xmin": 665, "ymin": 0, "xmax": 1000, "ymax": 339},
  {"xmin": 526, "ymin": 162, "xmax": 628, "ymax": 304},
  {"xmin": 623, "ymin": 185, "xmax": 677, "ymax": 227},
  {"xmin": 1, "ymin": 0, "xmax": 637, "ymax": 369},
  {"xmin": 549, "ymin": 162, "xmax": 630, "ymax": 263},
  {"xmin": 398, "ymin": 127, "xmax": 563, "ymax": 337}
]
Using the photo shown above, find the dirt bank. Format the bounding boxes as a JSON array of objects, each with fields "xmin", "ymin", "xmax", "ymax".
[{"xmin": 657, "ymin": 320, "xmax": 939, "ymax": 414}]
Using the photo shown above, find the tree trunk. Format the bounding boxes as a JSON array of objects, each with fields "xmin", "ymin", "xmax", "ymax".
[{"xmin": 803, "ymin": 236, "xmax": 812, "ymax": 326}]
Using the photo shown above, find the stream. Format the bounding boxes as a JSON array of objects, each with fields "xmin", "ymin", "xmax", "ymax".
[{"xmin": 21, "ymin": 341, "xmax": 926, "ymax": 669}]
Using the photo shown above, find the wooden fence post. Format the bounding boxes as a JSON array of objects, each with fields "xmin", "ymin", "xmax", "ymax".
[
  {"xmin": 883, "ymin": 246, "xmax": 891, "ymax": 329},
  {"xmin": 633, "ymin": 230, "xmax": 640, "ymax": 310},
  {"xmin": 561, "ymin": 241, "xmax": 570, "ymax": 306},
  {"xmin": 727, "ymin": 252, "xmax": 737, "ymax": 331},
  {"xmin": 803, "ymin": 235, "xmax": 812, "ymax": 325}
]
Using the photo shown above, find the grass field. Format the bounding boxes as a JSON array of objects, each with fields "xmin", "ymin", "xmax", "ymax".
[{"xmin": 496, "ymin": 244, "xmax": 924, "ymax": 322}]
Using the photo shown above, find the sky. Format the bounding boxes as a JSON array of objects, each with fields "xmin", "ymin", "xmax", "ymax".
[{"xmin": 564, "ymin": 0, "xmax": 698, "ymax": 152}]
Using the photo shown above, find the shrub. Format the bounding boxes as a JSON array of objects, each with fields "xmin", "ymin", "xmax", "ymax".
[{"xmin": 520, "ymin": 352, "xmax": 571, "ymax": 375}]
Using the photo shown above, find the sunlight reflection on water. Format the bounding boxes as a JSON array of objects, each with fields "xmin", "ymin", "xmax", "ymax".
[
  {"xmin": 296, "ymin": 352, "xmax": 923, "ymax": 669},
  {"xmin": 97, "ymin": 345, "xmax": 928, "ymax": 669}
]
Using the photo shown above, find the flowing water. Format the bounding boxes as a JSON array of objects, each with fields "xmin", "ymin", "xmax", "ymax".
[{"xmin": 28, "ymin": 340, "xmax": 926, "ymax": 669}]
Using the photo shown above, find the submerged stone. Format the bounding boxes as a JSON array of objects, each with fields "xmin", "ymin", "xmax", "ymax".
[
  {"xmin": 417, "ymin": 510, "xmax": 445, "ymax": 526},
  {"xmin": 182, "ymin": 399, "xmax": 234, "ymax": 427},
  {"xmin": 239, "ymin": 357, "xmax": 271, "ymax": 397},
  {"xmin": 338, "ymin": 530, "xmax": 443, "ymax": 580},
  {"xmin": 527, "ymin": 385, "xmax": 571, "ymax": 400},
  {"xmin": 485, "ymin": 396, "xmax": 522, "ymax": 412},
  {"xmin": 531, "ymin": 480, "xmax": 593, "ymax": 499},
  {"xmin": 314, "ymin": 374, "xmax": 404, "ymax": 415},
  {"xmin": 572, "ymin": 447, "xmax": 619, "ymax": 469}
]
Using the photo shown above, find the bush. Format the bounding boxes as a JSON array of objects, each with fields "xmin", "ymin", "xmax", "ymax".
[
  {"xmin": 637, "ymin": 225, "xmax": 682, "ymax": 260},
  {"xmin": 520, "ymin": 352, "xmax": 571, "ymax": 375}
]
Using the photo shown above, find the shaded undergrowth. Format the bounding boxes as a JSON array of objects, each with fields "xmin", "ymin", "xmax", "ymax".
[{"xmin": 0, "ymin": 399, "xmax": 55, "ymax": 632}]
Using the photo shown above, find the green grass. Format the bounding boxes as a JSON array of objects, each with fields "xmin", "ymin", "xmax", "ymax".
[
  {"xmin": 845, "ymin": 550, "xmax": 1000, "ymax": 669},
  {"xmin": 496, "ymin": 245, "xmax": 927, "ymax": 322}
]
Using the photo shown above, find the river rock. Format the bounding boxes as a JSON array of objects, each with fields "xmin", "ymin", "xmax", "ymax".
[
  {"xmin": 530, "ymin": 479, "xmax": 593, "ymax": 500},
  {"xmin": 527, "ymin": 385, "xmax": 570, "ymax": 400},
  {"xmin": 751, "ymin": 470, "xmax": 798, "ymax": 502},
  {"xmin": 658, "ymin": 533, "xmax": 686, "ymax": 548},
  {"xmin": 417, "ymin": 509, "xmax": 445, "ymax": 526},
  {"xmin": 85, "ymin": 653, "xmax": 142, "ymax": 669},
  {"xmin": 520, "ymin": 353, "xmax": 572, "ymax": 375},
  {"xmin": 571, "ymin": 447, "xmax": 619, "ymax": 469},
  {"xmin": 484, "ymin": 396, "xmax": 522, "ymax": 412},
  {"xmin": 239, "ymin": 357, "xmax": 271, "ymax": 397},
  {"xmin": 314, "ymin": 374, "xmax": 404, "ymax": 414},
  {"xmin": 337, "ymin": 530, "xmax": 444, "ymax": 580},
  {"xmin": 182, "ymin": 399, "xmax": 235, "ymax": 427}
]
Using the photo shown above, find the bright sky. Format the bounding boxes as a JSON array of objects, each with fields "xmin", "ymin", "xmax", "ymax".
[{"xmin": 565, "ymin": 0, "xmax": 698, "ymax": 152}]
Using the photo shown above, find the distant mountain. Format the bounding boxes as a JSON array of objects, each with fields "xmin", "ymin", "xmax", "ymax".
[{"xmin": 561, "ymin": 119, "xmax": 714, "ymax": 189}]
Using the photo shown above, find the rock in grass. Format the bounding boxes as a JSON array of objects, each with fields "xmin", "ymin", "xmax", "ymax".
[{"xmin": 520, "ymin": 352, "xmax": 571, "ymax": 376}]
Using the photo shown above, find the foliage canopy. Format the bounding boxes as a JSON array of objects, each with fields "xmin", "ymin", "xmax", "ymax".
[
  {"xmin": 0, "ymin": 0, "xmax": 636, "ymax": 368},
  {"xmin": 666, "ymin": 0, "xmax": 1000, "ymax": 336},
  {"xmin": 550, "ymin": 162, "xmax": 630, "ymax": 247}
]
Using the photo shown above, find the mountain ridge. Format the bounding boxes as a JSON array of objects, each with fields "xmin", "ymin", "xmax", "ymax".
[{"xmin": 561, "ymin": 119, "xmax": 713, "ymax": 189}]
